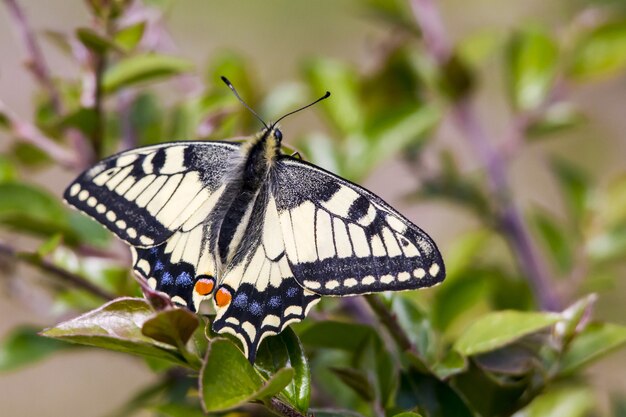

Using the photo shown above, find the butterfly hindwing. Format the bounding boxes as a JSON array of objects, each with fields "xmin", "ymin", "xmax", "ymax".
[
  {"xmin": 211, "ymin": 184, "xmax": 320, "ymax": 361},
  {"xmin": 272, "ymin": 157, "xmax": 445, "ymax": 295},
  {"xmin": 64, "ymin": 141, "xmax": 240, "ymax": 247}
]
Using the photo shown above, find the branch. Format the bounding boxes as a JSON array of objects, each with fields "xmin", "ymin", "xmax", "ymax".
[
  {"xmin": 2, "ymin": 0, "xmax": 62, "ymax": 114},
  {"xmin": 0, "ymin": 99, "xmax": 77, "ymax": 169},
  {"xmin": 364, "ymin": 295, "xmax": 413, "ymax": 352},
  {"xmin": 265, "ymin": 397, "xmax": 307, "ymax": 417},
  {"xmin": 409, "ymin": 0, "xmax": 561, "ymax": 311},
  {"xmin": 0, "ymin": 241, "xmax": 116, "ymax": 301}
]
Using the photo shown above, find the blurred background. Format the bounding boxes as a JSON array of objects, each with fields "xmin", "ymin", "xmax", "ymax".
[{"xmin": 0, "ymin": 1, "xmax": 625, "ymax": 416}]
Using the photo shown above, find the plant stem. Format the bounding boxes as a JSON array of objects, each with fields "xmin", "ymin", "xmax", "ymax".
[
  {"xmin": 365, "ymin": 295, "xmax": 414, "ymax": 352},
  {"xmin": 0, "ymin": 99, "xmax": 77, "ymax": 168},
  {"xmin": 0, "ymin": 241, "xmax": 116, "ymax": 301},
  {"xmin": 3, "ymin": 0, "xmax": 62, "ymax": 114},
  {"xmin": 409, "ymin": 0, "xmax": 561, "ymax": 311},
  {"xmin": 265, "ymin": 397, "xmax": 307, "ymax": 417}
]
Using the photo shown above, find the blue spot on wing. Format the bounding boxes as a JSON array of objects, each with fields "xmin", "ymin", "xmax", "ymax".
[
  {"xmin": 268, "ymin": 296, "xmax": 281, "ymax": 308},
  {"xmin": 175, "ymin": 271, "xmax": 193, "ymax": 287},
  {"xmin": 161, "ymin": 271, "xmax": 174, "ymax": 285},
  {"xmin": 249, "ymin": 301, "xmax": 263, "ymax": 316},
  {"xmin": 234, "ymin": 293, "xmax": 248, "ymax": 308}
]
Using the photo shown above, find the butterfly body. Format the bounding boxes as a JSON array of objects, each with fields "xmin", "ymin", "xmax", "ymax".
[{"xmin": 65, "ymin": 124, "xmax": 445, "ymax": 361}]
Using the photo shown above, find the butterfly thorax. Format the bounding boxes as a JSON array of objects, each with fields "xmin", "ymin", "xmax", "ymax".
[{"xmin": 215, "ymin": 127, "xmax": 282, "ymax": 267}]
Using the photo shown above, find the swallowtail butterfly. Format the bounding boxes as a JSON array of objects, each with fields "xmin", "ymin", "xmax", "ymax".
[{"xmin": 64, "ymin": 77, "xmax": 446, "ymax": 361}]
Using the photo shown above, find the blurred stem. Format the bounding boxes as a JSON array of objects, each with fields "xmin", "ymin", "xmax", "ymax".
[
  {"xmin": 3, "ymin": 0, "xmax": 62, "ymax": 114},
  {"xmin": 0, "ymin": 241, "xmax": 116, "ymax": 301},
  {"xmin": 265, "ymin": 397, "xmax": 306, "ymax": 417},
  {"xmin": 0, "ymin": 99, "xmax": 77, "ymax": 168},
  {"xmin": 91, "ymin": 53, "xmax": 107, "ymax": 158},
  {"xmin": 410, "ymin": 0, "xmax": 561, "ymax": 311},
  {"xmin": 365, "ymin": 295, "xmax": 413, "ymax": 352}
]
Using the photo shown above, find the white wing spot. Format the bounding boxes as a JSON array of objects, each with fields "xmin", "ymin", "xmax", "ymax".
[
  {"xmin": 147, "ymin": 277, "xmax": 157, "ymax": 289},
  {"xmin": 414, "ymin": 268, "xmax": 426, "ymax": 279},
  {"xmin": 69, "ymin": 184, "xmax": 81, "ymax": 196},
  {"xmin": 140, "ymin": 235, "xmax": 155, "ymax": 245},
  {"xmin": 398, "ymin": 271, "xmax": 410, "ymax": 282},
  {"xmin": 303, "ymin": 280, "xmax": 321, "ymax": 290},
  {"xmin": 284, "ymin": 306, "xmax": 303, "ymax": 317},
  {"xmin": 106, "ymin": 211, "xmax": 116, "ymax": 222},
  {"xmin": 262, "ymin": 315, "xmax": 281, "ymax": 328},
  {"xmin": 127, "ymin": 227, "xmax": 137, "ymax": 239},
  {"xmin": 96, "ymin": 204, "xmax": 106, "ymax": 214},
  {"xmin": 344, "ymin": 278, "xmax": 358, "ymax": 287},
  {"xmin": 78, "ymin": 190, "xmax": 89, "ymax": 201},
  {"xmin": 242, "ymin": 322, "xmax": 257, "ymax": 342},
  {"xmin": 86, "ymin": 196, "xmax": 97, "ymax": 207},
  {"xmin": 362, "ymin": 276, "xmax": 375, "ymax": 285},
  {"xmin": 381, "ymin": 274, "xmax": 394, "ymax": 284},
  {"xmin": 171, "ymin": 295, "xmax": 187, "ymax": 306},
  {"xmin": 115, "ymin": 219, "xmax": 127, "ymax": 229},
  {"xmin": 325, "ymin": 280, "xmax": 340, "ymax": 290},
  {"xmin": 429, "ymin": 263, "xmax": 440, "ymax": 277},
  {"xmin": 136, "ymin": 259, "xmax": 150, "ymax": 275}
]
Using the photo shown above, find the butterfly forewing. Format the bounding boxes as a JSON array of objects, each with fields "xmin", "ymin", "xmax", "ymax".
[
  {"xmin": 272, "ymin": 157, "xmax": 445, "ymax": 295},
  {"xmin": 64, "ymin": 141, "xmax": 240, "ymax": 247}
]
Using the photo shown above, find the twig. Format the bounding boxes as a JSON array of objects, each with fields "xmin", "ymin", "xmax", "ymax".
[
  {"xmin": 265, "ymin": 397, "xmax": 307, "ymax": 417},
  {"xmin": 0, "ymin": 99, "xmax": 77, "ymax": 169},
  {"xmin": 364, "ymin": 295, "xmax": 414, "ymax": 352},
  {"xmin": 0, "ymin": 241, "xmax": 116, "ymax": 301},
  {"xmin": 3, "ymin": 0, "xmax": 62, "ymax": 114},
  {"xmin": 410, "ymin": 0, "xmax": 561, "ymax": 311}
]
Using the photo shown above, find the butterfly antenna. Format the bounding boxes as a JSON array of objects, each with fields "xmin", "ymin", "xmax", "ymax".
[
  {"xmin": 272, "ymin": 91, "xmax": 331, "ymax": 126},
  {"xmin": 221, "ymin": 76, "xmax": 268, "ymax": 129}
]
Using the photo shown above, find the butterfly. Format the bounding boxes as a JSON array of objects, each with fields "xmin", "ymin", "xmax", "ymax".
[{"xmin": 64, "ymin": 77, "xmax": 445, "ymax": 361}]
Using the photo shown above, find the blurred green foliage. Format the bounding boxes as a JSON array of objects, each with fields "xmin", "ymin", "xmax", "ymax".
[{"xmin": 1, "ymin": 0, "xmax": 626, "ymax": 416}]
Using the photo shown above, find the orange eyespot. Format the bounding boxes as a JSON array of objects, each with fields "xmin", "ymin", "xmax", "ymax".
[
  {"xmin": 215, "ymin": 287, "xmax": 232, "ymax": 307},
  {"xmin": 194, "ymin": 277, "xmax": 215, "ymax": 296}
]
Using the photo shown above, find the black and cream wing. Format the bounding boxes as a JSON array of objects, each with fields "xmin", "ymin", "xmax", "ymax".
[
  {"xmin": 271, "ymin": 157, "xmax": 446, "ymax": 295},
  {"xmin": 64, "ymin": 141, "xmax": 241, "ymax": 311},
  {"xmin": 64, "ymin": 141, "xmax": 240, "ymax": 247},
  {"xmin": 211, "ymin": 184, "xmax": 320, "ymax": 362}
]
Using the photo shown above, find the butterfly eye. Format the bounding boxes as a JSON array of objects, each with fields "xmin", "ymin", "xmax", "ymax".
[{"xmin": 274, "ymin": 129, "xmax": 283, "ymax": 141}]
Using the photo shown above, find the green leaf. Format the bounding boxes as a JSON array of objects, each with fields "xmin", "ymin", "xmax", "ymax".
[
  {"xmin": 531, "ymin": 210, "xmax": 573, "ymax": 273},
  {"xmin": 11, "ymin": 142, "xmax": 50, "ymax": 167},
  {"xmin": 76, "ymin": 27, "xmax": 122, "ymax": 54},
  {"xmin": 330, "ymin": 367, "xmax": 375, "ymax": 401},
  {"xmin": 521, "ymin": 386, "xmax": 594, "ymax": 417},
  {"xmin": 569, "ymin": 20, "xmax": 626, "ymax": 80},
  {"xmin": 393, "ymin": 413, "xmax": 423, "ymax": 417},
  {"xmin": 432, "ymin": 349, "xmax": 467, "ymax": 380},
  {"xmin": 200, "ymin": 338, "xmax": 293, "ymax": 412},
  {"xmin": 506, "ymin": 27, "xmax": 558, "ymax": 110},
  {"xmin": 41, "ymin": 297, "xmax": 188, "ymax": 367},
  {"xmin": 454, "ymin": 310, "xmax": 560, "ymax": 356},
  {"xmin": 255, "ymin": 327, "xmax": 311, "ymax": 413},
  {"xmin": 525, "ymin": 102, "xmax": 584, "ymax": 138},
  {"xmin": 103, "ymin": 54, "xmax": 194, "ymax": 93},
  {"xmin": 141, "ymin": 308, "xmax": 199, "ymax": 347},
  {"xmin": 0, "ymin": 326, "xmax": 70, "ymax": 372},
  {"xmin": 300, "ymin": 321, "xmax": 375, "ymax": 351},
  {"xmin": 396, "ymin": 370, "xmax": 474, "ymax": 417},
  {"xmin": 560, "ymin": 322, "xmax": 626, "ymax": 375},
  {"xmin": 114, "ymin": 21, "xmax": 146, "ymax": 51},
  {"xmin": 0, "ymin": 156, "xmax": 17, "ymax": 183},
  {"xmin": 550, "ymin": 157, "xmax": 589, "ymax": 222},
  {"xmin": 0, "ymin": 182, "xmax": 69, "ymax": 238},
  {"xmin": 305, "ymin": 59, "xmax": 364, "ymax": 134}
]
